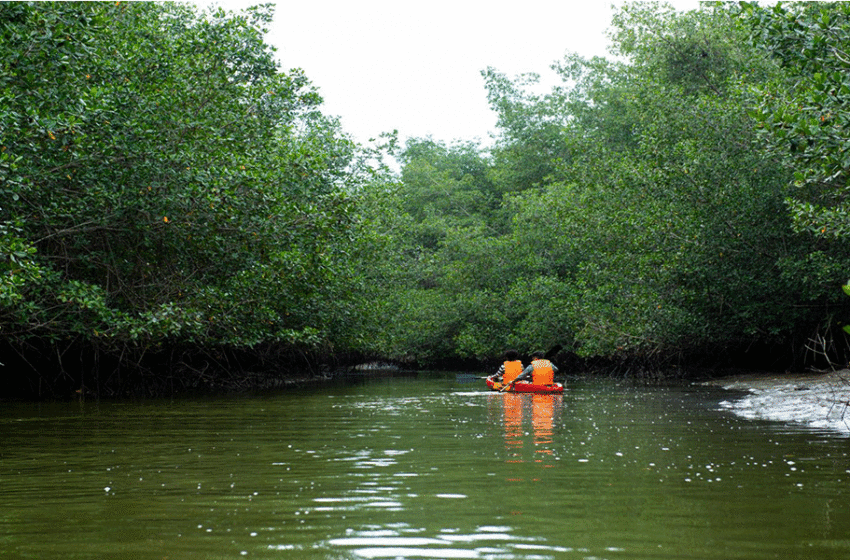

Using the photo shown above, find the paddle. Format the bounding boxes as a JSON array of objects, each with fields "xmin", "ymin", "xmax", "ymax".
[{"xmin": 456, "ymin": 373, "xmax": 493, "ymax": 385}]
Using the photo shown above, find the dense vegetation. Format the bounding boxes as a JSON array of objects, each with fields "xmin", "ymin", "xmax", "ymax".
[
  {"xmin": 367, "ymin": 2, "xmax": 850, "ymax": 372},
  {"xmin": 4, "ymin": 1, "xmax": 850, "ymax": 396},
  {"xmin": 0, "ymin": 1, "xmax": 387, "ymax": 394}
]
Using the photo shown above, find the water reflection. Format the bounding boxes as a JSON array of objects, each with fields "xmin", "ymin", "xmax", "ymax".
[
  {"xmin": 492, "ymin": 392, "xmax": 562, "ymax": 470},
  {"xmin": 502, "ymin": 394, "xmax": 524, "ymax": 462},
  {"xmin": 292, "ymin": 389, "xmax": 573, "ymax": 559},
  {"xmin": 325, "ymin": 523, "xmax": 570, "ymax": 559}
]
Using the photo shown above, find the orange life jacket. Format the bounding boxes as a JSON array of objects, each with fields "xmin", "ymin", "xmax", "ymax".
[
  {"xmin": 531, "ymin": 359, "xmax": 554, "ymax": 385},
  {"xmin": 503, "ymin": 360, "xmax": 523, "ymax": 384}
]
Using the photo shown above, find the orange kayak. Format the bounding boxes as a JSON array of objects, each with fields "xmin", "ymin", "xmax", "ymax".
[{"xmin": 486, "ymin": 377, "xmax": 564, "ymax": 394}]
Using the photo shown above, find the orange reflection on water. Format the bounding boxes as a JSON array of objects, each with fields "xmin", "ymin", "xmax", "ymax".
[
  {"xmin": 532, "ymin": 394, "xmax": 556, "ymax": 465},
  {"xmin": 494, "ymin": 392, "xmax": 561, "ymax": 471},
  {"xmin": 503, "ymin": 393, "xmax": 524, "ymax": 462}
]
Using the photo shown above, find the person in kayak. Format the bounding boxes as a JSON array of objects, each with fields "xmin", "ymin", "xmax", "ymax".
[
  {"xmin": 492, "ymin": 350, "xmax": 523, "ymax": 384},
  {"xmin": 511, "ymin": 351, "xmax": 559, "ymax": 386}
]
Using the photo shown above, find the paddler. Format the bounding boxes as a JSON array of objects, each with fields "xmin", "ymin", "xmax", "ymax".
[{"xmin": 492, "ymin": 350, "xmax": 523, "ymax": 385}]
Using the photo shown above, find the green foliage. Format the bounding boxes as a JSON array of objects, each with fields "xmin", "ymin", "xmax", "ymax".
[
  {"xmin": 367, "ymin": 1, "xmax": 850, "ymax": 369},
  {"xmin": 538, "ymin": 2, "xmax": 850, "ymax": 358},
  {"xmin": 0, "ymin": 1, "xmax": 371, "ymax": 368},
  {"xmin": 482, "ymin": 68, "xmax": 570, "ymax": 192},
  {"xmin": 7, "ymin": 0, "xmax": 850, "ymax": 381},
  {"xmin": 738, "ymin": 2, "xmax": 850, "ymax": 238}
]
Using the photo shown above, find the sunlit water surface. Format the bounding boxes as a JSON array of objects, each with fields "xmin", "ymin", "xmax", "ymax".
[{"xmin": 2, "ymin": 374, "xmax": 850, "ymax": 559}]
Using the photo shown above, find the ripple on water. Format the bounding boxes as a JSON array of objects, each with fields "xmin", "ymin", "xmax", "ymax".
[
  {"xmin": 6, "ymin": 377, "xmax": 850, "ymax": 560},
  {"xmin": 318, "ymin": 524, "xmax": 581, "ymax": 560}
]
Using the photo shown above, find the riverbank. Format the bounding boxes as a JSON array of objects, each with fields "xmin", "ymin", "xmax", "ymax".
[{"xmin": 704, "ymin": 369, "xmax": 850, "ymax": 435}]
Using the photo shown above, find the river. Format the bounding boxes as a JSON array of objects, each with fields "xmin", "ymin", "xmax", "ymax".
[{"xmin": 2, "ymin": 373, "xmax": 849, "ymax": 559}]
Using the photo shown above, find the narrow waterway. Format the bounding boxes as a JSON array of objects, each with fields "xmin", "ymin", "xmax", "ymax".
[{"xmin": 2, "ymin": 373, "xmax": 849, "ymax": 559}]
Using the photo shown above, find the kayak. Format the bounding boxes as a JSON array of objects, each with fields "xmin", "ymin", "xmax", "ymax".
[{"xmin": 486, "ymin": 377, "xmax": 564, "ymax": 394}]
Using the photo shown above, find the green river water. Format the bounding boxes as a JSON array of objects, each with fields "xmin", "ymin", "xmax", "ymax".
[{"xmin": 2, "ymin": 373, "xmax": 849, "ymax": 560}]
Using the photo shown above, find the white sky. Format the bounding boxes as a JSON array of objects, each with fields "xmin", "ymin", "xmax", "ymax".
[{"xmin": 197, "ymin": 1, "xmax": 701, "ymax": 146}]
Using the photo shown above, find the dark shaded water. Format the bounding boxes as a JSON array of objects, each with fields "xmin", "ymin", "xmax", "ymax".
[{"xmin": 2, "ymin": 374, "xmax": 850, "ymax": 559}]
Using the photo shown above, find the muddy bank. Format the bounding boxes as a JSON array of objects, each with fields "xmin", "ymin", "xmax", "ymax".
[{"xmin": 704, "ymin": 370, "xmax": 850, "ymax": 435}]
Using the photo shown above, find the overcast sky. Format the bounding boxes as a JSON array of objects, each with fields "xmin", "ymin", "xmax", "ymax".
[{"xmin": 198, "ymin": 1, "xmax": 701, "ymax": 146}]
